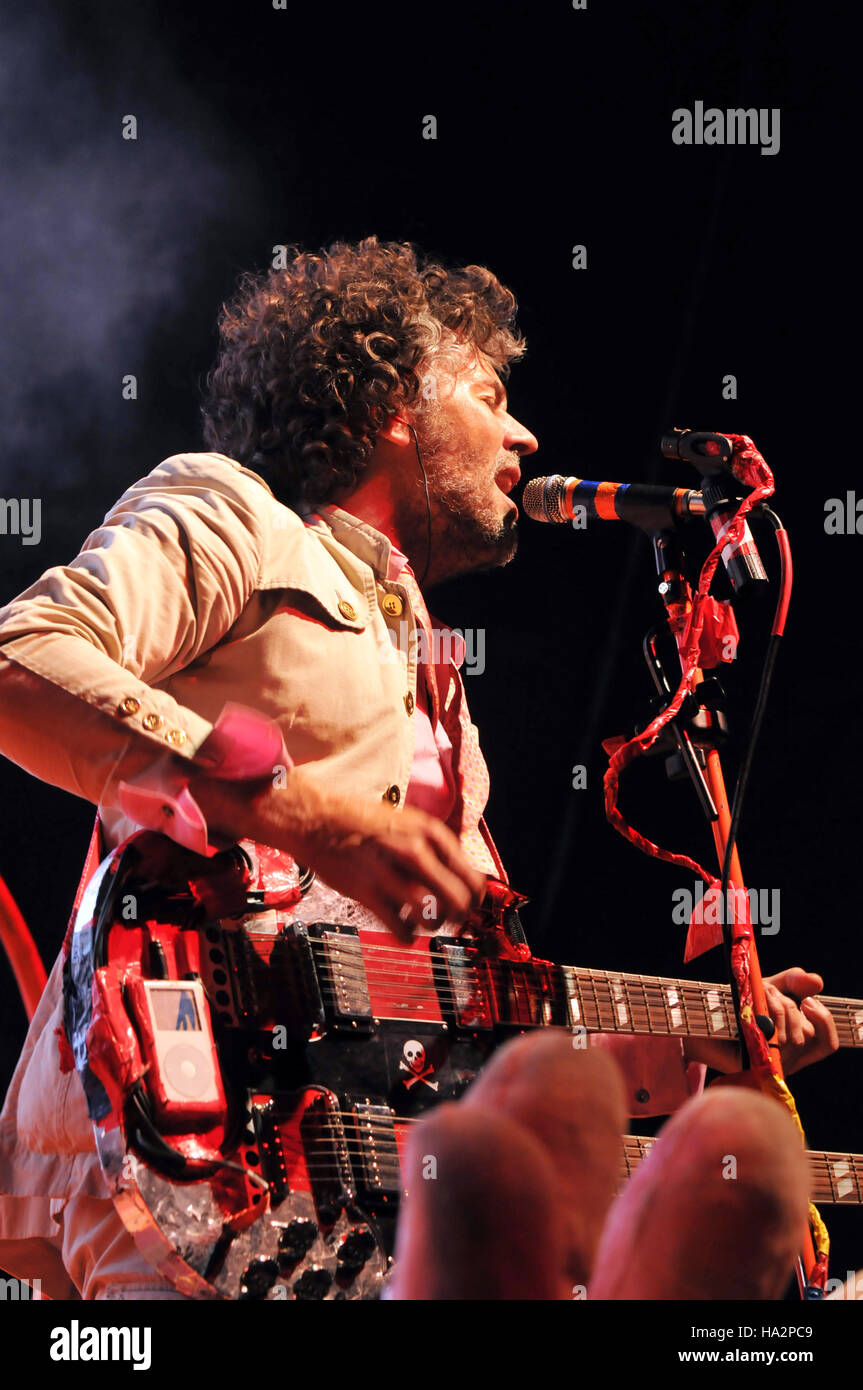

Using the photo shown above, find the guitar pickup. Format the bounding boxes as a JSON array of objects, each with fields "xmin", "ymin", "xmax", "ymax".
[
  {"xmin": 300, "ymin": 1090, "xmax": 356, "ymax": 1218},
  {"xmin": 274, "ymin": 925, "xmax": 326, "ymax": 1038},
  {"xmin": 302, "ymin": 924, "xmax": 374, "ymax": 1033},
  {"xmin": 348, "ymin": 1102, "xmax": 402, "ymax": 1205}
]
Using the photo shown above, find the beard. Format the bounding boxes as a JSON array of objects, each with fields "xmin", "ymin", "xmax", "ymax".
[{"xmin": 409, "ymin": 411, "xmax": 519, "ymax": 583}]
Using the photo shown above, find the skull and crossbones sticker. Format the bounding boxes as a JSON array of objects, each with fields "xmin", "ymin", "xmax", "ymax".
[{"xmin": 399, "ymin": 1039, "xmax": 439, "ymax": 1091}]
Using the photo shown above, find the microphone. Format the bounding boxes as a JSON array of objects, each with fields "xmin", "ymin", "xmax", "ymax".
[
  {"xmin": 523, "ymin": 469, "xmax": 767, "ymax": 595},
  {"xmin": 661, "ymin": 428, "xmax": 768, "ymax": 594},
  {"xmin": 697, "ymin": 475, "xmax": 769, "ymax": 593},
  {"xmin": 522, "ymin": 475, "xmax": 705, "ymax": 531}
]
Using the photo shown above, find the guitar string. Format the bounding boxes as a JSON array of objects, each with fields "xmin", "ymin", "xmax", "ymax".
[
  {"xmin": 286, "ymin": 1115, "xmax": 863, "ymax": 1173},
  {"xmin": 279, "ymin": 1131, "xmax": 863, "ymax": 1203},
  {"xmin": 290, "ymin": 1157, "xmax": 863, "ymax": 1204},
  {"xmin": 233, "ymin": 941, "xmax": 742, "ymax": 1036},
  {"xmin": 217, "ymin": 975, "xmax": 863, "ymax": 1046},
  {"xmin": 294, "ymin": 1169, "xmax": 862, "ymax": 1205},
  {"xmin": 238, "ymin": 937, "xmax": 863, "ymax": 1039},
  {"xmin": 217, "ymin": 933, "xmax": 863, "ymax": 1040},
  {"xmin": 312, "ymin": 947, "xmax": 863, "ymax": 1030},
  {"xmin": 237, "ymin": 991, "xmax": 727, "ymax": 1038},
  {"xmin": 247, "ymin": 1110, "xmax": 863, "ymax": 1201},
  {"xmin": 289, "ymin": 1160, "xmax": 860, "ymax": 1203},
  {"xmin": 240, "ymin": 931, "xmax": 863, "ymax": 1023},
  {"xmin": 244, "ymin": 933, "xmax": 740, "ymax": 1002},
  {"xmin": 273, "ymin": 1111, "xmax": 863, "ymax": 1176}
]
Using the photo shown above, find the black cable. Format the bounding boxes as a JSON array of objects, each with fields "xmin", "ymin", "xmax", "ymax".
[
  {"xmin": 126, "ymin": 1085, "xmax": 192, "ymax": 1177},
  {"xmin": 126, "ymin": 1080, "xmax": 253, "ymax": 1185}
]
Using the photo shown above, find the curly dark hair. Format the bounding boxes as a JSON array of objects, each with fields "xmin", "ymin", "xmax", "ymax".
[{"xmin": 200, "ymin": 237, "xmax": 525, "ymax": 507}]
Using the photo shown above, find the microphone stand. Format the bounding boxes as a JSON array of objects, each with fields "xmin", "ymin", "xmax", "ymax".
[{"xmin": 647, "ymin": 524, "xmax": 820, "ymax": 1298}]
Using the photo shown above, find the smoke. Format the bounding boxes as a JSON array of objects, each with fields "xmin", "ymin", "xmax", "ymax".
[{"xmin": 0, "ymin": 4, "xmax": 255, "ymax": 496}]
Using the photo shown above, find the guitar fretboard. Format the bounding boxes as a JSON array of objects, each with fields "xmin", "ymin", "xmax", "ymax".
[
  {"xmin": 621, "ymin": 1135, "xmax": 863, "ymax": 1205},
  {"xmin": 561, "ymin": 965, "xmax": 863, "ymax": 1048},
  {"xmin": 314, "ymin": 1109, "xmax": 863, "ymax": 1207},
  {"xmin": 228, "ymin": 925, "xmax": 863, "ymax": 1050}
]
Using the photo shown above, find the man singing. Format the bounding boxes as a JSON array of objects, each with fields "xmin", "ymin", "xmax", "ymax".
[{"xmin": 0, "ymin": 238, "xmax": 838, "ymax": 1299}]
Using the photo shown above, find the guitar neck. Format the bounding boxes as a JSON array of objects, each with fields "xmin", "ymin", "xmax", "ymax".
[
  {"xmin": 621, "ymin": 1136, "xmax": 863, "ymax": 1205},
  {"xmin": 560, "ymin": 964, "xmax": 863, "ymax": 1048},
  {"xmin": 333, "ymin": 1110, "xmax": 863, "ymax": 1207}
]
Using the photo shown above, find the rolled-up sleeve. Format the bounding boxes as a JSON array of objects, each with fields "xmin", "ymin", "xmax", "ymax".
[{"xmin": 0, "ymin": 454, "xmax": 275, "ymax": 828}]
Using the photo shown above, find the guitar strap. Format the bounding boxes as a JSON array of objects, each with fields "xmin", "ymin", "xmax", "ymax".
[
  {"xmin": 62, "ymin": 813, "xmax": 105, "ymax": 959},
  {"xmin": 52, "ymin": 813, "xmax": 107, "ymax": 1074}
]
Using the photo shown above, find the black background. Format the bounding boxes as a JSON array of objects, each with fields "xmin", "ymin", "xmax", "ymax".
[{"xmin": 1, "ymin": 0, "xmax": 860, "ymax": 1286}]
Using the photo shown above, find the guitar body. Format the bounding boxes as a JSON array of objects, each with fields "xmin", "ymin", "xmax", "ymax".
[
  {"xmin": 62, "ymin": 831, "xmax": 534, "ymax": 1300},
  {"xmin": 60, "ymin": 829, "xmax": 863, "ymax": 1298}
]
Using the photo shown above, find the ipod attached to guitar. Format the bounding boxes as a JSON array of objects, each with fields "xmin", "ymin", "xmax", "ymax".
[{"xmin": 125, "ymin": 976, "xmax": 227, "ymax": 1130}]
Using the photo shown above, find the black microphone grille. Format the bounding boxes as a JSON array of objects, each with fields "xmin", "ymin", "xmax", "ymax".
[{"xmin": 522, "ymin": 475, "xmax": 568, "ymax": 523}]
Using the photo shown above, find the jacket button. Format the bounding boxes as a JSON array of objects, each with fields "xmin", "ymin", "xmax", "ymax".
[
  {"xmin": 382, "ymin": 593, "xmax": 404, "ymax": 618},
  {"xmin": 166, "ymin": 729, "xmax": 187, "ymax": 747},
  {"xmin": 338, "ymin": 599, "xmax": 357, "ymax": 621},
  {"xmin": 635, "ymin": 1088, "xmax": 650, "ymax": 1104},
  {"xmin": 142, "ymin": 713, "xmax": 164, "ymax": 731},
  {"xmin": 383, "ymin": 785, "xmax": 401, "ymax": 805},
  {"xmin": 404, "ymin": 691, "xmax": 415, "ymax": 716},
  {"xmin": 117, "ymin": 696, "xmax": 141, "ymax": 717}
]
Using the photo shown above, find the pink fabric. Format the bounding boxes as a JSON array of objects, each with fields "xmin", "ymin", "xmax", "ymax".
[
  {"xmin": 386, "ymin": 543, "xmax": 457, "ymax": 822},
  {"xmin": 116, "ymin": 701, "xmax": 293, "ymax": 857},
  {"xmin": 393, "ymin": 557, "xmax": 502, "ymax": 875},
  {"xmin": 403, "ymin": 678, "xmax": 457, "ymax": 821}
]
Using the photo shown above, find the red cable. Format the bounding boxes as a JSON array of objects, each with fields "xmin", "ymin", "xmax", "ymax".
[
  {"xmin": 772, "ymin": 526, "xmax": 792, "ymax": 637},
  {"xmin": 0, "ymin": 875, "xmax": 47, "ymax": 1022}
]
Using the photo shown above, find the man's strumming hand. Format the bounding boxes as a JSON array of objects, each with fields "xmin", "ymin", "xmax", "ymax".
[{"xmin": 186, "ymin": 768, "xmax": 487, "ymax": 941}]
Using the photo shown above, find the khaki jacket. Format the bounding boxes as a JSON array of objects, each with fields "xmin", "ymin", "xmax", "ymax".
[{"xmin": 0, "ymin": 452, "xmax": 501, "ymax": 1213}]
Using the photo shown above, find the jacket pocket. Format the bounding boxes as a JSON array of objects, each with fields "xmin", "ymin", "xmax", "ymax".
[{"xmin": 16, "ymin": 995, "xmax": 95, "ymax": 1156}]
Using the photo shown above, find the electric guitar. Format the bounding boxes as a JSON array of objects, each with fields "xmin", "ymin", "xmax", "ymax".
[{"xmin": 62, "ymin": 831, "xmax": 863, "ymax": 1300}]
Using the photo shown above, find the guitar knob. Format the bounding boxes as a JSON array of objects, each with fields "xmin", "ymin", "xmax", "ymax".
[
  {"xmin": 239, "ymin": 1257, "xmax": 279, "ymax": 1299},
  {"xmin": 292, "ymin": 1267, "xmax": 333, "ymax": 1300},
  {"xmin": 278, "ymin": 1218, "xmax": 318, "ymax": 1265},
  {"xmin": 336, "ymin": 1226, "xmax": 377, "ymax": 1273}
]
